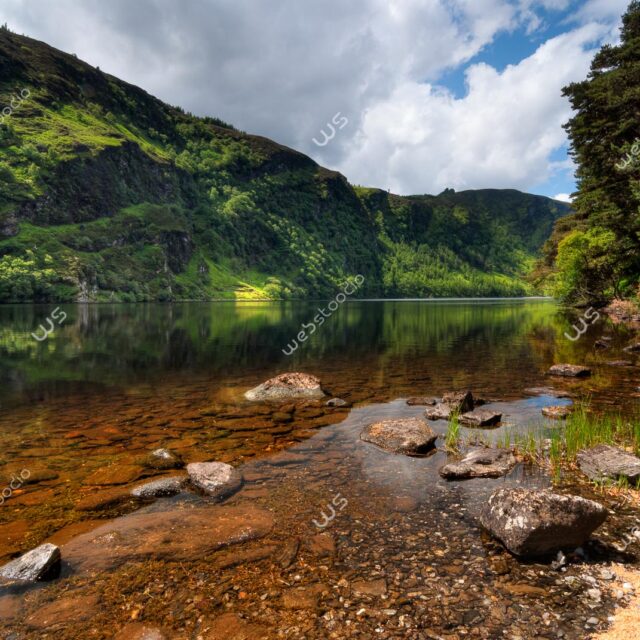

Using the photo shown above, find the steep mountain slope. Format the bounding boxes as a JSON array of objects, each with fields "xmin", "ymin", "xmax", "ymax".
[{"xmin": 0, "ymin": 28, "xmax": 571, "ymax": 301}]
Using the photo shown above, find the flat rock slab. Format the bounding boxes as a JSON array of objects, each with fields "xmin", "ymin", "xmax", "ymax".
[
  {"xmin": 360, "ymin": 417, "xmax": 437, "ymax": 455},
  {"xmin": 542, "ymin": 406, "xmax": 572, "ymax": 420},
  {"xmin": 547, "ymin": 364, "xmax": 591, "ymax": 378},
  {"xmin": 244, "ymin": 372, "xmax": 324, "ymax": 401},
  {"xmin": 480, "ymin": 488, "xmax": 607, "ymax": 557},
  {"xmin": 0, "ymin": 543, "xmax": 60, "ymax": 582},
  {"xmin": 606, "ymin": 360, "xmax": 635, "ymax": 367},
  {"xmin": 440, "ymin": 448, "xmax": 516, "ymax": 479},
  {"xmin": 325, "ymin": 397, "xmax": 349, "ymax": 407},
  {"xmin": 406, "ymin": 396, "xmax": 438, "ymax": 406},
  {"xmin": 523, "ymin": 387, "xmax": 571, "ymax": 398},
  {"xmin": 204, "ymin": 613, "xmax": 270, "ymax": 639},
  {"xmin": 187, "ymin": 462, "xmax": 243, "ymax": 500},
  {"xmin": 25, "ymin": 594, "xmax": 100, "ymax": 630},
  {"xmin": 577, "ymin": 444, "xmax": 640, "ymax": 485},
  {"xmin": 459, "ymin": 409, "xmax": 502, "ymax": 427},
  {"xmin": 62, "ymin": 505, "xmax": 275, "ymax": 573},
  {"xmin": 131, "ymin": 476, "xmax": 188, "ymax": 499}
]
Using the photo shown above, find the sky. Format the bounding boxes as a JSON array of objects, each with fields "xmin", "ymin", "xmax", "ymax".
[{"xmin": 0, "ymin": 0, "xmax": 630, "ymax": 201}]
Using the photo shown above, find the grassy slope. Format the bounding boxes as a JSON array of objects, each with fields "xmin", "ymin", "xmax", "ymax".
[{"xmin": 0, "ymin": 28, "xmax": 571, "ymax": 302}]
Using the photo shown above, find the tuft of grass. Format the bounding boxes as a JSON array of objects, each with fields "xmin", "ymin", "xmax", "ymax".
[{"xmin": 445, "ymin": 411, "xmax": 460, "ymax": 452}]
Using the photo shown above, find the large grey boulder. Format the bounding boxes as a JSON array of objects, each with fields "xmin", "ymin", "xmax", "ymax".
[
  {"xmin": 576, "ymin": 445, "xmax": 640, "ymax": 486},
  {"xmin": 480, "ymin": 488, "xmax": 607, "ymax": 557},
  {"xmin": 187, "ymin": 462, "xmax": 243, "ymax": 500},
  {"xmin": 245, "ymin": 372, "xmax": 324, "ymax": 402},
  {"xmin": 0, "ymin": 543, "xmax": 60, "ymax": 582},
  {"xmin": 360, "ymin": 418, "xmax": 437, "ymax": 455},
  {"xmin": 131, "ymin": 476, "xmax": 188, "ymax": 499},
  {"xmin": 547, "ymin": 364, "xmax": 591, "ymax": 378},
  {"xmin": 440, "ymin": 448, "xmax": 516, "ymax": 479}
]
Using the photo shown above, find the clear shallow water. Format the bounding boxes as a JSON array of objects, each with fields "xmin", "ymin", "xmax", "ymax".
[{"xmin": 1, "ymin": 300, "xmax": 639, "ymax": 638}]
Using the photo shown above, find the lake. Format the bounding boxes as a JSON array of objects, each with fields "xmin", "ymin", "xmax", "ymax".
[{"xmin": 1, "ymin": 300, "xmax": 638, "ymax": 638}]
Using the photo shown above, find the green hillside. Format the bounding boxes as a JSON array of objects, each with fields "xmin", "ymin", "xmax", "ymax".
[{"xmin": 0, "ymin": 27, "xmax": 571, "ymax": 302}]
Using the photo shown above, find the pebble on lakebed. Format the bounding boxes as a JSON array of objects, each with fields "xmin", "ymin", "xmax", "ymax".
[
  {"xmin": 480, "ymin": 488, "xmax": 607, "ymax": 557},
  {"xmin": 244, "ymin": 372, "xmax": 325, "ymax": 401}
]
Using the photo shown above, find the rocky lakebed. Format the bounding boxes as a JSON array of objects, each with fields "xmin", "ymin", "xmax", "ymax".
[{"xmin": 1, "ymin": 365, "xmax": 640, "ymax": 640}]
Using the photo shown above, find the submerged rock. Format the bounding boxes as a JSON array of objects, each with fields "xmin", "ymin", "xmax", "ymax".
[
  {"xmin": 187, "ymin": 462, "xmax": 243, "ymax": 500},
  {"xmin": 595, "ymin": 338, "xmax": 612, "ymax": 349},
  {"xmin": 406, "ymin": 396, "xmax": 438, "ymax": 406},
  {"xmin": 480, "ymin": 488, "xmax": 607, "ymax": 557},
  {"xmin": 244, "ymin": 372, "xmax": 324, "ymax": 401},
  {"xmin": 547, "ymin": 364, "xmax": 591, "ymax": 378},
  {"xmin": 623, "ymin": 342, "xmax": 640, "ymax": 352},
  {"xmin": 144, "ymin": 448, "xmax": 183, "ymax": 470},
  {"xmin": 360, "ymin": 417, "xmax": 437, "ymax": 455},
  {"xmin": 541, "ymin": 405, "xmax": 572, "ymax": 420},
  {"xmin": 62, "ymin": 505, "xmax": 275, "ymax": 573},
  {"xmin": 0, "ymin": 543, "xmax": 60, "ymax": 582},
  {"xmin": 459, "ymin": 409, "xmax": 502, "ymax": 427},
  {"xmin": 440, "ymin": 448, "xmax": 516, "ymax": 479},
  {"xmin": 131, "ymin": 476, "xmax": 188, "ymax": 499},
  {"xmin": 606, "ymin": 360, "xmax": 635, "ymax": 367},
  {"xmin": 326, "ymin": 397, "xmax": 348, "ymax": 407},
  {"xmin": 114, "ymin": 623, "xmax": 167, "ymax": 640},
  {"xmin": 576, "ymin": 444, "xmax": 640, "ymax": 485}
]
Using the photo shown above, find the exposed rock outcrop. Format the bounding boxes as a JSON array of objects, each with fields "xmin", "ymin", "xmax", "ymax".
[
  {"xmin": 480, "ymin": 488, "xmax": 607, "ymax": 557},
  {"xmin": 360, "ymin": 418, "xmax": 437, "ymax": 455},
  {"xmin": 576, "ymin": 445, "xmax": 640, "ymax": 486},
  {"xmin": 440, "ymin": 448, "xmax": 516, "ymax": 479},
  {"xmin": 459, "ymin": 409, "xmax": 502, "ymax": 427},
  {"xmin": 0, "ymin": 543, "xmax": 60, "ymax": 582},
  {"xmin": 187, "ymin": 462, "xmax": 243, "ymax": 500},
  {"xmin": 245, "ymin": 373, "xmax": 324, "ymax": 401}
]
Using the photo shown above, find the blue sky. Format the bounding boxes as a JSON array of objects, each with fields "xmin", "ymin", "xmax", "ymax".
[{"xmin": 0, "ymin": 0, "xmax": 629, "ymax": 201}]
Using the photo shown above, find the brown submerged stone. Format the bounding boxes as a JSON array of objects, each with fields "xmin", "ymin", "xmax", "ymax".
[
  {"xmin": 25, "ymin": 594, "xmax": 100, "ymax": 629},
  {"xmin": 203, "ymin": 613, "xmax": 270, "ymax": 639},
  {"xmin": 62, "ymin": 504, "xmax": 275, "ymax": 572},
  {"xmin": 244, "ymin": 372, "xmax": 324, "ymax": 402}
]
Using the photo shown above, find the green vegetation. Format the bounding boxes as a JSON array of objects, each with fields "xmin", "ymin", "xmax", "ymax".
[
  {"xmin": 0, "ymin": 30, "xmax": 570, "ymax": 302},
  {"xmin": 538, "ymin": 2, "xmax": 640, "ymax": 305},
  {"xmin": 445, "ymin": 411, "xmax": 461, "ymax": 452}
]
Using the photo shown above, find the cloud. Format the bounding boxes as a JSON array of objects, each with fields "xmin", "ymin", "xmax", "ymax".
[
  {"xmin": 0, "ymin": 0, "xmax": 627, "ymax": 196},
  {"xmin": 553, "ymin": 193, "xmax": 573, "ymax": 203},
  {"xmin": 337, "ymin": 23, "xmax": 608, "ymax": 194}
]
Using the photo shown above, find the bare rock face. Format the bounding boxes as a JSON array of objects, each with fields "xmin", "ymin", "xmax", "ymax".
[
  {"xmin": 440, "ymin": 448, "xmax": 516, "ymax": 479},
  {"xmin": 360, "ymin": 418, "xmax": 437, "ymax": 455},
  {"xmin": 131, "ymin": 476, "xmax": 188, "ymax": 499},
  {"xmin": 577, "ymin": 444, "xmax": 640, "ymax": 486},
  {"xmin": 547, "ymin": 364, "xmax": 591, "ymax": 378},
  {"xmin": 187, "ymin": 462, "xmax": 243, "ymax": 499},
  {"xmin": 459, "ymin": 409, "xmax": 502, "ymax": 427},
  {"xmin": 480, "ymin": 488, "xmax": 607, "ymax": 557},
  {"xmin": 0, "ymin": 543, "xmax": 60, "ymax": 582},
  {"xmin": 541, "ymin": 405, "xmax": 572, "ymax": 420},
  {"xmin": 244, "ymin": 372, "xmax": 324, "ymax": 401}
]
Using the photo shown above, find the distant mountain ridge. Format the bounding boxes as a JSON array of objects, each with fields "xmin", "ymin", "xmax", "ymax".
[{"xmin": 0, "ymin": 28, "xmax": 571, "ymax": 301}]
